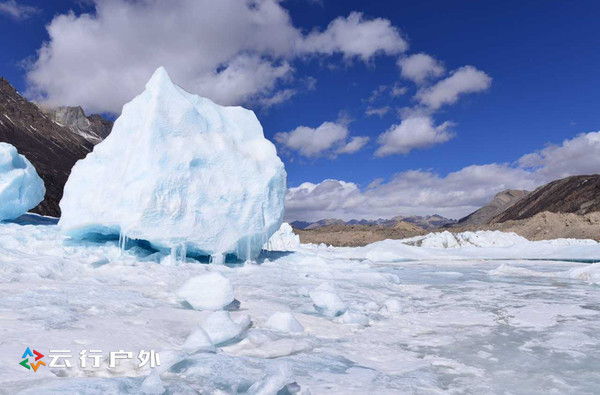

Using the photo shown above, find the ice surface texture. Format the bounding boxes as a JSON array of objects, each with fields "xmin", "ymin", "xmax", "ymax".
[
  {"xmin": 0, "ymin": 143, "xmax": 45, "ymax": 221},
  {"xmin": 59, "ymin": 67, "xmax": 286, "ymax": 261}
]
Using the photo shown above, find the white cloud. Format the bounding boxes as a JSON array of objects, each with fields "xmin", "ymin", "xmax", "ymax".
[
  {"xmin": 416, "ymin": 65, "xmax": 492, "ymax": 110},
  {"xmin": 518, "ymin": 132, "xmax": 600, "ymax": 179},
  {"xmin": 374, "ymin": 116, "xmax": 454, "ymax": 156},
  {"xmin": 0, "ymin": 0, "xmax": 39, "ymax": 20},
  {"xmin": 398, "ymin": 53, "xmax": 445, "ymax": 85},
  {"xmin": 365, "ymin": 106, "xmax": 391, "ymax": 118},
  {"xmin": 336, "ymin": 136, "xmax": 370, "ymax": 154},
  {"xmin": 275, "ymin": 121, "xmax": 368, "ymax": 158},
  {"xmin": 390, "ymin": 84, "xmax": 408, "ymax": 97},
  {"xmin": 366, "ymin": 85, "xmax": 387, "ymax": 103},
  {"xmin": 25, "ymin": 1, "xmax": 407, "ymax": 114},
  {"xmin": 285, "ymin": 131, "xmax": 600, "ymax": 221},
  {"xmin": 300, "ymin": 12, "xmax": 408, "ymax": 61}
]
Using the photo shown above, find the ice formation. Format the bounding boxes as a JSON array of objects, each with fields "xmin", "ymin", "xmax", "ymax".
[
  {"xmin": 201, "ymin": 311, "xmax": 252, "ymax": 345},
  {"xmin": 341, "ymin": 230, "xmax": 600, "ymax": 262},
  {"xmin": 182, "ymin": 327, "xmax": 216, "ymax": 354},
  {"xmin": 264, "ymin": 312, "xmax": 304, "ymax": 333},
  {"xmin": 309, "ymin": 283, "xmax": 348, "ymax": 317},
  {"xmin": 176, "ymin": 272, "xmax": 234, "ymax": 311},
  {"xmin": 0, "ymin": 143, "xmax": 45, "ymax": 221},
  {"xmin": 58, "ymin": 67, "xmax": 286, "ymax": 261},
  {"xmin": 400, "ymin": 230, "xmax": 529, "ymax": 248},
  {"xmin": 263, "ymin": 223, "xmax": 300, "ymax": 251}
]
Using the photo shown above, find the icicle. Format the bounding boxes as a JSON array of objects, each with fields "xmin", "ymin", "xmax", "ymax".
[
  {"xmin": 168, "ymin": 243, "xmax": 186, "ymax": 266},
  {"xmin": 118, "ymin": 231, "xmax": 128, "ymax": 255},
  {"xmin": 210, "ymin": 253, "xmax": 225, "ymax": 265}
]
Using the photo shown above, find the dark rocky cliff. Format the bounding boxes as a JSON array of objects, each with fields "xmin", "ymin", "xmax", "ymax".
[{"xmin": 0, "ymin": 78, "xmax": 112, "ymax": 216}]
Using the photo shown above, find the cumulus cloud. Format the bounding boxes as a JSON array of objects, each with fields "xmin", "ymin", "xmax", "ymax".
[
  {"xmin": 336, "ymin": 136, "xmax": 370, "ymax": 154},
  {"xmin": 0, "ymin": 0, "xmax": 39, "ymax": 20},
  {"xmin": 518, "ymin": 131, "xmax": 600, "ymax": 179},
  {"xmin": 416, "ymin": 65, "xmax": 492, "ymax": 110},
  {"xmin": 374, "ymin": 116, "xmax": 454, "ymax": 156},
  {"xmin": 300, "ymin": 12, "xmax": 408, "ymax": 61},
  {"xmin": 398, "ymin": 53, "xmax": 445, "ymax": 85},
  {"xmin": 25, "ymin": 1, "xmax": 407, "ymax": 114},
  {"xmin": 275, "ymin": 121, "xmax": 367, "ymax": 158},
  {"xmin": 285, "ymin": 131, "xmax": 600, "ymax": 221}
]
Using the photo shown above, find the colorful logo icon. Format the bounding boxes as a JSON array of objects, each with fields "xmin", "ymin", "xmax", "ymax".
[{"xmin": 20, "ymin": 347, "xmax": 45, "ymax": 372}]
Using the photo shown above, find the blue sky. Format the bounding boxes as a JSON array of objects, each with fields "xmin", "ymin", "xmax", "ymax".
[{"xmin": 1, "ymin": 0, "xmax": 600, "ymax": 221}]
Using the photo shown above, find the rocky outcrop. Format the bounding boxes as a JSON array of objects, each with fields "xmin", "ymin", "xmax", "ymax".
[
  {"xmin": 0, "ymin": 78, "xmax": 112, "ymax": 216},
  {"xmin": 492, "ymin": 175, "xmax": 600, "ymax": 223},
  {"xmin": 43, "ymin": 106, "xmax": 113, "ymax": 142},
  {"xmin": 458, "ymin": 189, "xmax": 529, "ymax": 226}
]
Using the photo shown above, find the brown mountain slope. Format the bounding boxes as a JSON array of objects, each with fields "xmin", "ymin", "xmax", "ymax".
[
  {"xmin": 492, "ymin": 175, "xmax": 600, "ymax": 223},
  {"xmin": 457, "ymin": 189, "xmax": 529, "ymax": 226},
  {"xmin": 452, "ymin": 211, "xmax": 600, "ymax": 241},
  {"xmin": 294, "ymin": 222, "xmax": 426, "ymax": 247}
]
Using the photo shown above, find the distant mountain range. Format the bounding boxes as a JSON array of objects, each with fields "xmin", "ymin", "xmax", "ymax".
[
  {"xmin": 291, "ymin": 214, "xmax": 457, "ymax": 230},
  {"xmin": 0, "ymin": 77, "xmax": 112, "ymax": 216}
]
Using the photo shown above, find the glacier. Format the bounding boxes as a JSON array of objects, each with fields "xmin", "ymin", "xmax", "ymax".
[
  {"xmin": 58, "ymin": 67, "xmax": 286, "ymax": 261},
  {"xmin": 2, "ymin": 217, "xmax": 600, "ymax": 392},
  {"xmin": 0, "ymin": 142, "xmax": 45, "ymax": 221}
]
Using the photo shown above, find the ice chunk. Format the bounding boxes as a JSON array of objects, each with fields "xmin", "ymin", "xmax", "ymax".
[
  {"xmin": 58, "ymin": 67, "xmax": 286, "ymax": 261},
  {"xmin": 309, "ymin": 283, "xmax": 347, "ymax": 317},
  {"xmin": 341, "ymin": 310, "xmax": 369, "ymax": 326},
  {"xmin": 264, "ymin": 312, "xmax": 304, "ymax": 333},
  {"xmin": 176, "ymin": 272, "xmax": 234, "ymax": 311},
  {"xmin": 201, "ymin": 311, "xmax": 251, "ymax": 345},
  {"xmin": 263, "ymin": 223, "xmax": 300, "ymax": 252},
  {"xmin": 182, "ymin": 326, "xmax": 216, "ymax": 354},
  {"xmin": 382, "ymin": 298, "xmax": 402, "ymax": 313},
  {"xmin": 0, "ymin": 143, "xmax": 45, "ymax": 221},
  {"xmin": 140, "ymin": 372, "xmax": 165, "ymax": 394}
]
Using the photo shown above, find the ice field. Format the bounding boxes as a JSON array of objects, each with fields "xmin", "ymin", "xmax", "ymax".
[{"xmin": 1, "ymin": 219, "xmax": 600, "ymax": 394}]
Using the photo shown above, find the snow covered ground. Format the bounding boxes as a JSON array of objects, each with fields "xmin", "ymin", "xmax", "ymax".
[{"xmin": 1, "ymin": 221, "xmax": 600, "ymax": 394}]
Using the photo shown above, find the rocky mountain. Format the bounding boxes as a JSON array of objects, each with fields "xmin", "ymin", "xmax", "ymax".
[
  {"xmin": 0, "ymin": 77, "xmax": 112, "ymax": 216},
  {"xmin": 292, "ymin": 214, "xmax": 455, "ymax": 230},
  {"xmin": 492, "ymin": 175, "xmax": 600, "ymax": 223},
  {"xmin": 457, "ymin": 189, "xmax": 529, "ymax": 226},
  {"xmin": 396, "ymin": 214, "xmax": 457, "ymax": 229},
  {"xmin": 43, "ymin": 106, "xmax": 113, "ymax": 142},
  {"xmin": 304, "ymin": 218, "xmax": 346, "ymax": 230}
]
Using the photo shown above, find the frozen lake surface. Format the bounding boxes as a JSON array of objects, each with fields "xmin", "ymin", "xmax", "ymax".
[{"xmin": 1, "ymin": 222, "xmax": 599, "ymax": 394}]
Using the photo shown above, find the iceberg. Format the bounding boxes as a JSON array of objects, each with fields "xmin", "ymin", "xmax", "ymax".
[
  {"xmin": 58, "ymin": 67, "xmax": 286, "ymax": 261},
  {"xmin": 0, "ymin": 143, "xmax": 45, "ymax": 221}
]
